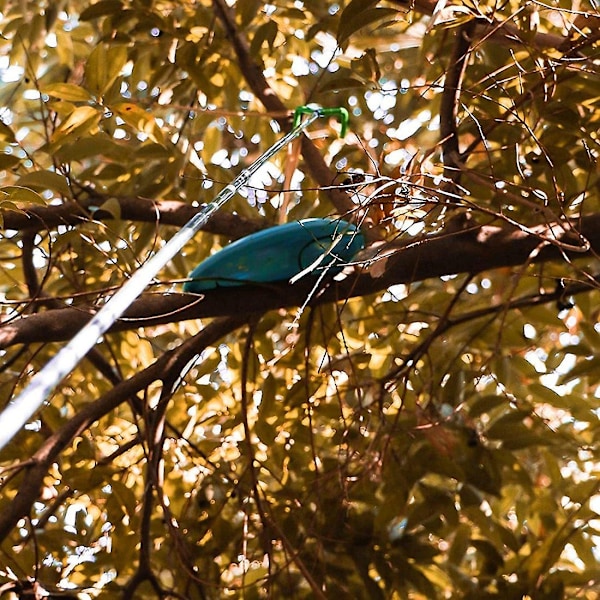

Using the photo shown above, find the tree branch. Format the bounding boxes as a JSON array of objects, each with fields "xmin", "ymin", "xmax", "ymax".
[
  {"xmin": 391, "ymin": 1, "xmax": 591, "ymax": 56},
  {"xmin": 2, "ymin": 215, "xmax": 599, "ymax": 348},
  {"xmin": 439, "ymin": 20, "xmax": 476, "ymax": 188},
  {"xmin": 2, "ymin": 196, "xmax": 263, "ymax": 238}
]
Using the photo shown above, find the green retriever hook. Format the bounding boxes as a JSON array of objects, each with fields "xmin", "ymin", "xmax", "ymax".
[{"xmin": 293, "ymin": 105, "xmax": 349, "ymax": 137}]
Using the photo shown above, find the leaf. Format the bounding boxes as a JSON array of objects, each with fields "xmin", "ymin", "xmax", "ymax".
[
  {"xmin": 338, "ymin": 6, "xmax": 399, "ymax": 44},
  {"xmin": 55, "ymin": 28, "xmax": 74, "ymax": 68},
  {"xmin": 258, "ymin": 373, "xmax": 278, "ymax": 419},
  {"xmin": 351, "ymin": 48, "xmax": 381, "ymax": 83},
  {"xmin": 237, "ymin": 0, "xmax": 262, "ymax": 27},
  {"xmin": 0, "ymin": 185, "xmax": 46, "ymax": 205},
  {"xmin": 524, "ymin": 526, "xmax": 576, "ymax": 587},
  {"xmin": 41, "ymin": 82, "xmax": 95, "ymax": 102},
  {"xmin": 0, "ymin": 120, "xmax": 16, "ymax": 143},
  {"xmin": 201, "ymin": 124, "xmax": 222, "ymax": 165},
  {"xmin": 337, "ymin": 0, "xmax": 379, "ymax": 28},
  {"xmin": 0, "ymin": 153, "xmax": 21, "ymax": 169},
  {"xmin": 52, "ymin": 105, "xmax": 100, "ymax": 138},
  {"xmin": 85, "ymin": 44, "xmax": 128, "ymax": 96},
  {"xmin": 15, "ymin": 171, "xmax": 71, "ymax": 195},
  {"xmin": 113, "ymin": 102, "xmax": 165, "ymax": 144},
  {"xmin": 318, "ymin": 76, "xmax": 366, "ymax": 92},
  {"xmin": 135, "ymin": 143, "xmax": 171, "ymax": 160},
  {"xmin": 401, "ymin": 561, "xmax": 438, "ymax": 598},
  {"xmin": 80, "ymin": 0, "xmax": 124, "ymax": 21},
  {"xmin": 55, "ymin": 135, "xmax": 127, "ymax": 162},
  {"xmin": 250, "ymin": 21, "xmax": 279, "ymax": 56},
  {"xmin": 467, "ymin": 394, "xmax": 508, "ymax": 417},
  {"xmin": 448, "ymin": 523, "xmax": 471, "ymax": 565},
  {"xmin": 96, "ymin": 197, "xmax": 122, "ymax": 220},
  {"xmin": 559, "ymin": 356, "xmax": 600, "ymax": 385},
  {"xmin": 486, "ymin": 413, "xmax": 549, "ymax": 450}
]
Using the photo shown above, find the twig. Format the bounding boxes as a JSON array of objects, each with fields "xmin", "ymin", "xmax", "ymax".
[
  {"xmin": 439, "ymin": 20, "xmax": 477, "ymax": 189},
  {"xmin": 239, "ymin": 319, "xmax": 274, "ymax": 575},
  {"xmin": 391, "ymin": 0, "xmax": 591, "ymax": 55},
  {"xmin": 383, "ymin": 274, "xmax": 599, "ymax": 386}
]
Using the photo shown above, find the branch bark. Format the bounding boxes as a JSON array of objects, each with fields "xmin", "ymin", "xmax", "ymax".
[
  {"xmin": 2, "ymin": 215, "xmax": 599, "ymax": 348},
  {"xmin": 439, "ymin": 20, "xmax": 476, "ymax": 187},
  {"xmin": 2, "ymin": 196, "xmax": 263, "ymax": 238}
]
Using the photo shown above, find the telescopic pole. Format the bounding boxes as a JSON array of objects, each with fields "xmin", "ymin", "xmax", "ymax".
[{"xmin": 0, "ymin": 106, "xmax": 348, "ymax": 452}]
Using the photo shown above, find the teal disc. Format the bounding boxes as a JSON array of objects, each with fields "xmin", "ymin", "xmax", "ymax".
[{"xmin": 184, "ymin": 218, "xmax": 364, "ymax": 293}]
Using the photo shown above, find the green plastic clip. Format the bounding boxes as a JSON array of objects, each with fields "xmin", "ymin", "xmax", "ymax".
[{"xmin": 293, "ymin": 105, "xmax": 349, "ymax": 137}]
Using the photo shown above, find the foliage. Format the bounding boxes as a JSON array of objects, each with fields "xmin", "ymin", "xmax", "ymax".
[{"xmin": 1, "ymin": 0, "xmax": 600, "ymax": 598}]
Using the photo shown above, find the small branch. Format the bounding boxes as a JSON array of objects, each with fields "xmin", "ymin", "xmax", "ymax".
[
  {"xmin": 21, "ymin": 233, "xmax": 41, "ymax": 299},
  {"xmin": 391, "ymin": 1, "xmax": 590, "ymax": 56},
  {"xmin": 383, "ymin": 273, "xmax": 595, "ymax": 386},
  {"xmin": 439, "ymin": 20, "xmax": 477, "ymax": 188},
  {"xmin": 239, "ymin": 319, "xmax": 273, "ymax": 560}
]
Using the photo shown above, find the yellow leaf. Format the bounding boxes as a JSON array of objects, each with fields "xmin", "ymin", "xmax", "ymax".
[
  {"xmin": 113, "ymin": 103, "xmax": 165, "ymax": 144},
  {"xmin": 42, "ymin": 83, "xmax": 94, "ymax": 102},
  {"xmin": 85, "ymin": 44, "xmax": 128, "ymax": 96},
  {"xmin": 54, "ymin": 105, "xmax": 100, "ymax": 137},
  {"xmin": 0, "ymin": 185, "xmax": 46, "ymax": 205},
  {"xmin": 16, "ymin": 171, "xmax": 71, "ymax": 195}
]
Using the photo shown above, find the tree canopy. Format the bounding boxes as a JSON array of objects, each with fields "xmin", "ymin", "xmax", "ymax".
[{"xmin": 1, "ymin": 0, "xmax": 600, "ymax": 598}]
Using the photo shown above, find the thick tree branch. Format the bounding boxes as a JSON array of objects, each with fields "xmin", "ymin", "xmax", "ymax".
[
  {"xmin": 2, "ymin": 196, "xmax": 263, "ymax": 238},
  {"xmin": 2, "ymin": 215, "xmax": 599, "ymax": 348}
]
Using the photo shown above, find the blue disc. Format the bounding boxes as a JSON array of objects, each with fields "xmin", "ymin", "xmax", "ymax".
[{"xmin": 184, "ymin": 218, "xmax": 364, "ymax": 293}]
